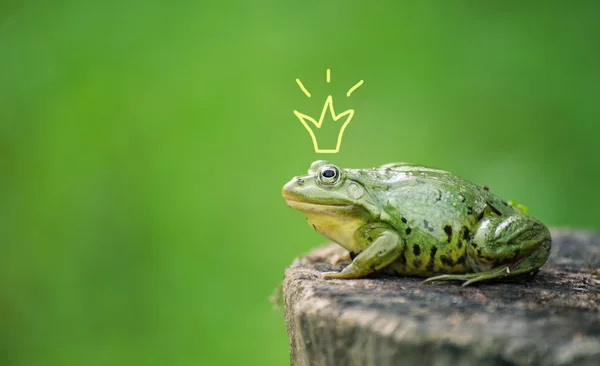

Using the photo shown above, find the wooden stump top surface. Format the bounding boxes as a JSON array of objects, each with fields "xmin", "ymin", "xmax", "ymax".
[{"xmin": 283, "ymin": 228, "xmax": 600, "ymax": 366}]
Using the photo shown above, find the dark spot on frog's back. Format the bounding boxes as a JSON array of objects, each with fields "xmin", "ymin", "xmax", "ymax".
[
  {"xmin": 456, "ymin": 252, "xmax": 467, "ymax": 265},
  {"xmin": 467, "ymin": 206, "xmax": 473, "ymax": 215},
  {"xmin": 427, "ymin": 247, "xmax": 437, "ymax": 272},
  {"xmin": 457, "ymin": 226, "xmax": 470, "ymax": 249},
  {"xmin": 401, "ymin": 217, "xmax": 407, "ymax": 224},
  {"xmin": 443, "ymin": 225, "xmax": 452, "ymax": 243},
  {"xmin": 440, "ymin": 255, "xmax": 455, "ymax": 267},
  {"xmin": 413, "ymin": 244, "xmax": 421, "ymax": 256},
  {"xmin": 462, "ymin": 227, "xmax": 470, "ymax": 241},
  {"xmin": 405, "ymin": 227, "xmax": 412, "ymax": 235}
]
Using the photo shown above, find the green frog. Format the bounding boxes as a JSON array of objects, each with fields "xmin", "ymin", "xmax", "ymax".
[{"xmin": 282, "ymin": 160, "xmax": 551, "ymax": 287}]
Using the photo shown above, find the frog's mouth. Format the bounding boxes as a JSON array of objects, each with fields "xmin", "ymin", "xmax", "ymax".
[
  {"xmin": 285, "ymin": 199, "xmax": 352, "ymax": 210},
  {"xmin": 283, "ymin": 193, "xmax": 352, "ymax": 211}
]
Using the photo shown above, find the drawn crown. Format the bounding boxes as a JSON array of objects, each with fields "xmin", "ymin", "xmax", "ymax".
[{"xmin": 293, "ymin": 69, "xmax": 363, "ymax": 153}]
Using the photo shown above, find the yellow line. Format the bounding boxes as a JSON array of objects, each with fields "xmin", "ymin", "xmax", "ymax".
[
  {"xmin": 346, "ymin": 80, "xmax": 364, "ymax": 97},
  {"xmin": 295, "ymin": 78, "xmax": 311, "ymax": 97},
  {"xmin": 293, "ymin": 95, "xmax": 355, "ymax": 153},
  {"xmin": 326, "ymin": 69, "xmax": 330, "ymax": 83}
]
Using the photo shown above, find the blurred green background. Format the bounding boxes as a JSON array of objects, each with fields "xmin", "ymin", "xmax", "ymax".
[{"xmin": 1, "ymin": 1, "xmax": 600, "ymax": 365}]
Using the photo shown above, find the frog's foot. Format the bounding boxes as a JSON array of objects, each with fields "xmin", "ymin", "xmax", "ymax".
[
  {"xmin": 321, "ymin": 230, "xmax": 403, "ymax": 280},
  {"xmin": 421, "ymin": 272, "xmax": 489, "ymax": 287},
  {"xmin": 422, "ymin": 267, "xmax": 524, "ymax": 287},
  {"xmin": 321, "ymin": 271, "xmax": 356, "ymax": 279}
]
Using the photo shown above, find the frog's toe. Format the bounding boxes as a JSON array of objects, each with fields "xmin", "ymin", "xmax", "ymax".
[
  {"xmin": 320, "ymin": 271, "xmax": 344, "ymax": 279},
  {"xmin": 421, "ymin": 273, "xmax": 475, "ymax": 285},
  {"xmin": 461, "ymin": 278, "xmax": 483, "ymax": 287}
]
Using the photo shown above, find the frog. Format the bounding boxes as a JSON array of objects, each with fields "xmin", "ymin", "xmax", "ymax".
[{"xmin": 282, "ymin": 160, "xmax": 551, "ymax": 287}]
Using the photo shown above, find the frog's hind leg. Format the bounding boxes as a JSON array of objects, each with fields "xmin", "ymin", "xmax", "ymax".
[{"xmin": 423, "ymin": 215, "xmax": 551, "ymax": 287}]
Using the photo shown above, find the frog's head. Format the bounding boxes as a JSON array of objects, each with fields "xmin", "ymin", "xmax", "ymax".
[{"xmin": 282, "ymin": 161, "xmax": 380, "ymax": 245}]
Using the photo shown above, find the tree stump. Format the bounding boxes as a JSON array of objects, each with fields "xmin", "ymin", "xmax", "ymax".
[{"xmin": 283, "ymin": 228, "xmax": 600, "ymax": 366}]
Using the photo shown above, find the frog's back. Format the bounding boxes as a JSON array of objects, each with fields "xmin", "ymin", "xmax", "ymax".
[{"xmin": 348, "ymin": 164, "xmax": 520, "ymax": 275}]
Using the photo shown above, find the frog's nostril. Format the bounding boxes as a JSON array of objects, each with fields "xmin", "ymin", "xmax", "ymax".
[
  {"xmin": 296, "ymin": 177, "xmax": 305, "ymax": 186},
  {"xmin": 282, "ymin": 179, "xmax": 299, "ymax": 198}
]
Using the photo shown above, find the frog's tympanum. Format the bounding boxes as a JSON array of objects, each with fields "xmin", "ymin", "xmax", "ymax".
[{"xmin": 282, "ymin": 161, "xmax": 551, "ymax": 286}]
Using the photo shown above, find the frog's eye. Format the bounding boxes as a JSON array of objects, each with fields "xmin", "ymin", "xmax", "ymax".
[{"xmin": 317, "ymin": 165, "xmax": 342, "ymax": 186}]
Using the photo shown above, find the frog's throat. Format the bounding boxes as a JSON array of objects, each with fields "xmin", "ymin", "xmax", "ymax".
[{"xmin": 286, "ymin": 200, "xmax": 365, "ymax": 253}]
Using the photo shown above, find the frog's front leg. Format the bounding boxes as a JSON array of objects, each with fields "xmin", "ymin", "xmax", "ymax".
[
  {"xmin": 321, "ymin": 230, "xmax": 403, "ymax": 279},
  {"xmin": 423, "ymin": 214, "xmax": 551, "ymax": 287}
]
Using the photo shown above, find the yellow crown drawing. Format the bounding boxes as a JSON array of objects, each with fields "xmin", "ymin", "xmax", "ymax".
[{"xmin": 293, "ymin": 69, "xmax": 363, "ymax": 153}]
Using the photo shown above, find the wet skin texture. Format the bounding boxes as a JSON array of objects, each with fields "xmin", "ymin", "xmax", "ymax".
[{"xmin": 282, "ymin": 161, "xmax": 551, "ymax": 287}]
